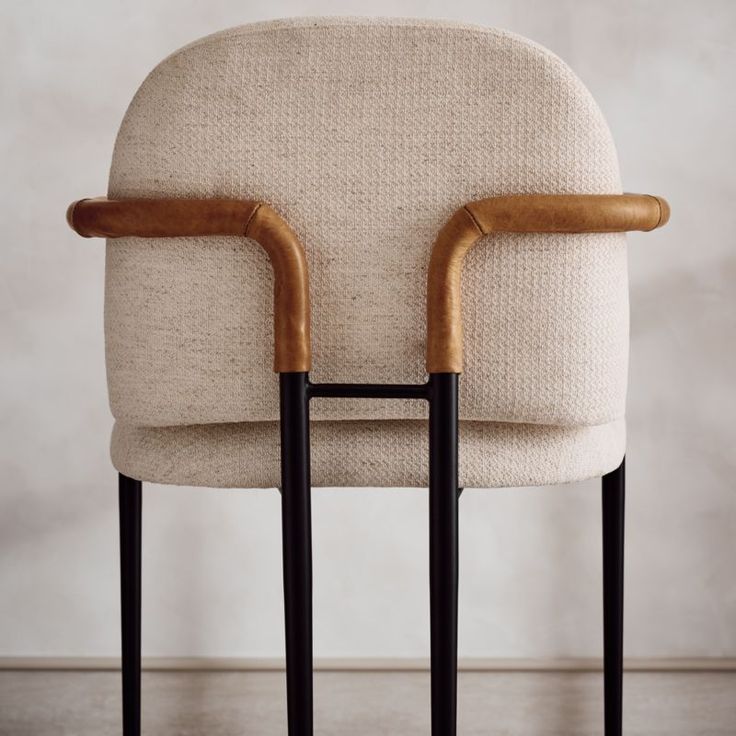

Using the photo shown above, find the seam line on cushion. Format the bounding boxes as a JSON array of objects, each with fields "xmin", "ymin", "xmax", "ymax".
[{"xmin": 113, "ymin": 416, "xmax": 626, "ymax": 432}]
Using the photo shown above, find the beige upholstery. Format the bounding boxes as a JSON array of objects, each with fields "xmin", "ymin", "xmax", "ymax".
[
  {"xmin": 105, "ymin": 17, "xmax": 628, "ymax": 488},
  {"xmin": 112, "ymin": 419, "xmax": 625, "ymax": 489}
]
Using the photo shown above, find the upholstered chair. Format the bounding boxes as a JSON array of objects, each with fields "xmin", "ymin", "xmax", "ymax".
[{"xmin": 67, "ymin": 17, "xmax": 669, "ymax": 736}]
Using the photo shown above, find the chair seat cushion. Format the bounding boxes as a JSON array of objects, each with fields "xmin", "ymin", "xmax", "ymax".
[{"xmin": 111, "ymin": 418, "xmax": 624, "ymax": 489}]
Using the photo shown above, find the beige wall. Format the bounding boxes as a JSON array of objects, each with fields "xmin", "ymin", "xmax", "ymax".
[{"xmin": 1, "ymin": 0, "xmax": 734, "ymax": 659}]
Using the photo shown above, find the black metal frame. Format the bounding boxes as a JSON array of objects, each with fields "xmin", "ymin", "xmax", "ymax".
[
  {"xmin": 119, "ymin": 473, "xmax": 142, "ymax": 736},
  {"xmin": 117, "ymin": 373, "xmax": 626, "ymax": 736}
]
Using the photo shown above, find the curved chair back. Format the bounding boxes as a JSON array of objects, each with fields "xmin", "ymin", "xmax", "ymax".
[{"xmin": 105, "ymin": 18, "xmax": 627, "ymax": 430}]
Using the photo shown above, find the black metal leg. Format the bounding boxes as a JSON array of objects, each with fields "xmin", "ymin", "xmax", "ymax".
[
  {"xmin": 602, "ymin": 457, "xmax": 625, "ymax": 736},
  {"xmin": 428, "ymin": 373, "xmax": 459, "ymax": 736},
  {"xmin": 119, "ymin": 473, "xmax": 142, "ymax": 736},
  {"xmin": 279, "ymin": 372, "xmax": 313, "ymax": 736}
]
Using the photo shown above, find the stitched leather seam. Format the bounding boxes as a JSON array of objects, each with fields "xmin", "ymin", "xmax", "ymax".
[
  {"xmin": 463, "ymin": 205, "xmax": 484, "ymax": 235},
  {"xmin": 243, "ymin": 202, "xmax": 262, "ymax": 236}
]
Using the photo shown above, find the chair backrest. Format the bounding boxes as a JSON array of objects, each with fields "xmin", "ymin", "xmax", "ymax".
[{"xmin": 106, "ymin": 17, "xmax": 627, "ymax": 428}]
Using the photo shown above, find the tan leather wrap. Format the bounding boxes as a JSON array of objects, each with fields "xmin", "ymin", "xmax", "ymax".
[
  {"xmin": 426, "ymin": 194, "xmax": 670, "ymax": 373},
  {"xmin": 66, "ymin": 197, "xmax": 261, "ymax": 238},
  {"xmin": 244, "ymin": 204, "xmax": 311, "ymax": 373},
  {"xmin": 68, "ymin": 193, "xmax": 668, "ymax": 377},
  {"xmin": 66, "ymin": 198, "xmax": 311, "ymax": 372}
]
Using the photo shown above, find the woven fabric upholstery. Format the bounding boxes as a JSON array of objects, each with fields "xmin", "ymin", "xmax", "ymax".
[
  {"xmin": 112, "ymin": 419, "xmax": 625, "ymax": 490},
  {"xmin": 105, "ymin": 17, "xmax": 629, "ymax": 488}
]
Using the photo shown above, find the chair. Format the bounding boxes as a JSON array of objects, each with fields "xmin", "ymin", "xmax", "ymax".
[{"xmin": 66, "ymin": 17, "xmax": 669, "ymax": 736}]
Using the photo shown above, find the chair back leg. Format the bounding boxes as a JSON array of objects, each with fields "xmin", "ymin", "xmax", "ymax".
[
  {"xmin": 428, "ymin": 373, "xmax": 460, "ymax": 736},
  {"xmin": 602, "ymin": 458, "xmax": 626, "ymax": 736},
  {"xmin": 119, "ymin": 473, "xmax": 142, "ymax": 736},
  {"xmin": 280, "ymin": 372, "xmax": 314, "ymax": 736}
]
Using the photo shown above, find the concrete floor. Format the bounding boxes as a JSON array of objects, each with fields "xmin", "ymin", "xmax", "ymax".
[{"xmin": 1, "ymin": 670, "xmax": 735, "ymax": 735}]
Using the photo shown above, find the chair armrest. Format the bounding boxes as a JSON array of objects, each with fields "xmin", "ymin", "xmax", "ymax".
[
  {"xmin": 426, "ymin": 194, "xmax": 670, "ymax": 373},
  {"xmin": 68, "ymin": 193, "xmax": 669, "ymax": 376},
  {"xmin": 66, "ymin": 197, "xmax": 311, "ymax": 373}
]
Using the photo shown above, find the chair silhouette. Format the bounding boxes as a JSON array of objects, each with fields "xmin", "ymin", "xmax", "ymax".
[{"xmin": 67, "ymin": 17, "xmax": 669, "ymax": 736}]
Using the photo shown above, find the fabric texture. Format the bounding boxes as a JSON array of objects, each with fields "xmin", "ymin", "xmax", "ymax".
[
  {"xmin": 104, "ymin": 17, "xmax": 629, "ymax": 488},
  {"xmin": 112, "ymin": 418, "xmax": 625, "ymax": 490}
]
